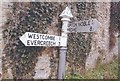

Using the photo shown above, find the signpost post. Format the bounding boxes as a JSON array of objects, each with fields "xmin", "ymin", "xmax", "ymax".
[{"xmin": 58, "ymin": 6, "xmax": 73, "ymax": 79}]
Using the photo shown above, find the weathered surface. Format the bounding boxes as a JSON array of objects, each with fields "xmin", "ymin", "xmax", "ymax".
[
  {"xmin": 86, "ymin": 2, "xmax": 111, "ymax": 69},
  {"xmin": 33, "ymin": 54, "xmax": 50, "ymax": 79},
  {"xmin": 0, "ymin": 1, "xmax": 13, "ymax": 79},
  {"xmin": 1, "ymin": 2, "xmax": 61, "ymax": 79},
  {"xmin": 109, "ymin": 2, "xmax": 119, "ymax": 58},
  {"xmin": 0, "ymin": 1, "xmax": 119, "ymax": 79},
  {"xmin": 66, "ymin": 2, "xmax": 96, "ymax": 74},
  {"xmin": 0, "ymin": 1, "xmax": 3, "ymax": 78}
]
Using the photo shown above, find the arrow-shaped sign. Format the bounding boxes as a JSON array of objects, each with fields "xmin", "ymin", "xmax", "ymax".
[
  {"xmin": 68, "ymin": 19, "xmax": 101, "ymax": 32},
  {"xmin": 20, "ymin": 32, "xmax": 67, "ymax": 47}
]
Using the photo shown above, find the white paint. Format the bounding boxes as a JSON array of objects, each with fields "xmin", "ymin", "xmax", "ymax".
[
  {"xmin": 20, "ymin": 32, "xmax": 67, "ymax": 47},
  {"xmin": 60, "ymin": 36, "xmax": 67, "ymax": 47},
  {"xmin": 68, "ymin": 19, "xmax": 101, "ymax": 32},
  {"xmin": 60, "ymin": 7, "xmax": 73, "ymax": 18},
  {"xmin": 58, "ymin": 6, "xmax": 73, "ymax": 79}
]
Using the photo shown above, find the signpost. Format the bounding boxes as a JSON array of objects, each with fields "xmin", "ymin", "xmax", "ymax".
[
  {"xmin": 58, "ymin": 6, "xmax": 73, "ymax": 79},
  {"xmin": 20, "ymin": 32, "xmax": 67, "ymax": 47},
  {"xmin": 68, "ymin": 19, "xmax": 101, "ymax": 32},
  {"xmin": 19, "ymin": 6, "xmax": 101, "ymax": 80}
]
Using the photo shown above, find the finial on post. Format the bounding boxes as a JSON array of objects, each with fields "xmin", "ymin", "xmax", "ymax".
[{"xmin": 60, "ymin": 6, "xmax": 73, "ymax": 21}]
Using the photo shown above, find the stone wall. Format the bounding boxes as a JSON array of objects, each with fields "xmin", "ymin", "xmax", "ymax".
[
  {"xmin": 0, "ymin": 1, "xmax": 13, "ymax": 79},
  {"xmin": 1, "ymin": 2, "xmax": 61, "ymax": 79},
  {"xmin": 85, "ymin": 2, "xmax": 111, "ymax": 69},
  {"xmin": 66, "ymin": 2, "xmax": 96, "ymax": 74},
  {"xmin": 109, "ymin": 2, "xmax": 119, "ymax": 60},
  {"xmin": 0, "ymin": 1, "xmax": 119, "ymax": 79},
  {"xmin": 0, "ymin": 1, "xmax": 2, "ymax": 79}
]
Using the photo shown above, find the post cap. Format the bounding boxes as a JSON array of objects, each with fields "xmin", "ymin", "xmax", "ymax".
[{"xmin": 60, "ymin": 7, "xmax": 73, "ymax": 18}]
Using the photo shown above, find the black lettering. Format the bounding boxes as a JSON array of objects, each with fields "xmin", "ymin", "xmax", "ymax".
[
  {"xmin": 83, "ymin": 21, "xmax": 86, "ymax": 26},
  {"xmin": 40, "ymin": 41, "xmax": 44, "ymax": 45},
  {"xmin": 81, "ymin": 22, "xmax": 84, "ymax": 26},
  {"xmin": 47, "ymin": 36, "xmax": 50, "ymax": 40},
  {"xmin": 43, "ymin": 41, "xmax": 46, "ymax": 45},
  {"xmin": 73, "ymin": 23, "xmax": 77, "ymax": 27},
  {"xmin": 39, "ymin": 35, "xmax": 42, "ymax": 39},
  {"xmin": 33, "ymin": 34, "xmax": 36, "ymax": 39},
  {"xmin": 36, "ymin": 34, "xmax": 39, "ymax": 39},
  {"xmin": 52, "ymin": 42, "xmax": 56, "ymax": 46},
  {"xmin": 34, "ymin": 40, "xmax": 37, "ymax": 45},
  {"xmin": 37, "ymin": 40, "xmax": 41, "ymax": 45},
  {"xmin": 31, "ymin": 40, "xmax": 34, "ymax": 45},
  {"xmin": 78, "ymin": 22, "xmax": 83, "ymax": 26},
  {"xmin": 88, "ymin": 20, "xmax": 90, "ymax": 25},
  {"xmin": 27, "ymin": 40, "xmax": 30, "ymax": 45},
  {"xmin": 27, "ymin": 40, "xmax": 56, "ymax": 46},
  {"xmin": 28, "ymin": 33, "xmax": 33, "ymax": 38},
  {"xmin": 47, "ymin": 36, "xmax": 52, "ymax": 40},
  {"xmin": 90, "ymin": 26, "xmax": 92, "ymax": 31},
  {"xmin": 42, "ymin": 35, "xmax": 45, "ymax": 40},
  {"xmin": 45, "ymin": 35, "xmax": 48, "ymax": 40}
]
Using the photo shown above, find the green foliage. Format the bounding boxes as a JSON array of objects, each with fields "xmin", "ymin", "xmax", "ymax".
[
  {"xmin": 65, "ymin": 74, "xmax": 84, "ymax": 79},
  {"xmin": 2, "ymin": 2, "xmax": 60, "ymax": 79},
  {"xmin": 85, "ymin": 60, "xmax": 118, "ymax": 79},
  {"xmin": 65, "ymin": 59, "xmax": 118, "ymax": 79}
]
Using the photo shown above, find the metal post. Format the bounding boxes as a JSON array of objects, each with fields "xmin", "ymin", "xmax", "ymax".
[
  {"xmin": 58, "ymin": 47, "xmax": 67, "ymax": 79},
  {"xmin": 58, "ymin": 6, "xmax": 73, "ymax": 79}
]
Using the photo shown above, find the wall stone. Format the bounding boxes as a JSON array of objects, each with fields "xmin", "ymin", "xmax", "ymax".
[
  {"xmin": 33, "ymin": 54, "xmax": 50, "ymax": 79},
  {"xmin": 0, "ymin": 2, "xmax": 3, "ymax": 78},
  {"xmin": 85, "ymin": 2, "xmax": 111, "ymax": 69},
  {"xmin": 1, "ymin": 2, "xmax": 62, "ymax": 79},
  {"xmin": 0, "ymin": 1, "xmax": 13, "ymax": 79},
  {"xmin": 1, "ymin": 1, "xmax": 119, "ymax": 79},
  {"xmin": 66, "ymin": 2, "xmax": 96, "ymax": 74}
]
